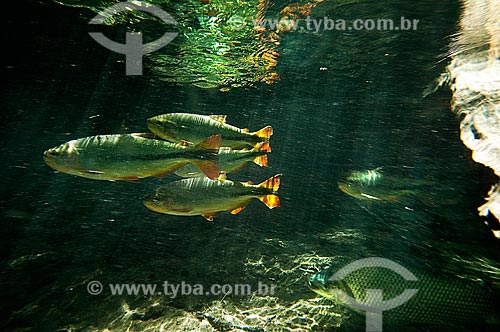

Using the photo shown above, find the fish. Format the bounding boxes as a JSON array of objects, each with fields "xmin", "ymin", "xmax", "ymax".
[
  {"xmin": 43, "ymin": 133, "xmax": 221, "ymax": 181},
  {"xmin": 338, "ymin": 167, "xmax": 432, "ymax": 203},
  {"xmin": 147, "ymin": 113, "xmax": 272, "ymax": 150},
  {"xmin": 174, "ymin": 142, "xmax": 269, "ymax": 178},
  {"xmin": 144, "ymin": 173, "xmax": 282, "ymax": 221},
  {"xmin": 309, "ymin": 260, "xmax": 500, "ymax": 329}
]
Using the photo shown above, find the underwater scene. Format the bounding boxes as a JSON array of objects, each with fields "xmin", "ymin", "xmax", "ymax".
[{"xmin": 2, "ymin": 0, "xmax": 500, "ymax": 331}]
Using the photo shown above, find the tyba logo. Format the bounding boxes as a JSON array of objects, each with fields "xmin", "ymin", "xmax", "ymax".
[
  {"xmin": 329, "ymin": 257, "xmax": 418, "ymax": 332},
  {"xmin": 89, "ymin": 1, "xmax": 178, "ymax": 75}
]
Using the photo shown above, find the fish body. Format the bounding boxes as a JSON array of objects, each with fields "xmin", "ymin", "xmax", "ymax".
[
  {"xmin": 144, "ymin": 174, "xmax": 281, "ymax": 221},
  {"xmin": 174, "ymin": 142, "xmax": 269, "ymax": 178},
  {"xmin": 43, "ymin": 133, "xmax": 220, "ymax": 181},
  {"xmin": 309, "ymin": 261, "xmax": 500, "ymax": 328},
  {"xmin": 338, "ymin": 167, "xmax": 430, "ymax": 202},
  {"xmin": 147, "ymin": 113, "xmax": 272, "ymax": 150}
]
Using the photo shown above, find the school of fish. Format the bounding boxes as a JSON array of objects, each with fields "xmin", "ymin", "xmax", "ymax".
[
  {"xmin": 44, "ymin": 113, "xmax": 279, "ymax": 220},
  {"xmin": 45, "ymin": 113, "xmax": 500, "ymax": 328}
]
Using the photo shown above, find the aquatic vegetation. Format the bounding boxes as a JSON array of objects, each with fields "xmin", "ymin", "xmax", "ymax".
[{"xmin": 52, "ymin": 0, "xmax": 327, "ymax": 90}]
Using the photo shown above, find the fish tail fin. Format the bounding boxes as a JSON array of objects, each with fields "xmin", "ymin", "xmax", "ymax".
[
  {"xmin": 192, "ymin": 134, "xmax": 221, "ymax": 179},
  {"xmin": 259, "ymin": 194, "xmax": 280, "ymax": 209},
  {"xmin": 253, "ymin": 141, "xmax": 271, "ymax": 167},
  {"xmin": 257, "ymin": 174, "xmax": 281, "ymax": 208},
  {"xmin": 255, "ymin": 141, "xmax": 271, "ymax": 152},
  {"xmin": 253, "ymin": 126, "xmax": 273, "ymax": 139},
  {"xmin": 258, "ymin": 174, "xmax": 281, "ymax": 193},
  {"xmin": 253, "ymin": 154, "xmax": 268, "ymax": 167}
]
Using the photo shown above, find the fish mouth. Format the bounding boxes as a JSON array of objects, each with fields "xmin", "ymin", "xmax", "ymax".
[
  {"xmin": 43, "ymin": 150, "xmax": 58, "ymax": 168},
  {"xmin": 337, "ymin": 180, "xmax": 352, "ymax": 195},
  {"xmin": 144, "ymin": 200, "xmax": 166, "ymax": 214},
  {"xmin": 146, "ymin": 121, "xmax": 162, "ymax": 136},
  {"xmin": 308, "ymin": 279, "xmax": 325, "ymax": 292},
  {"xmin": 309, "ymin": 277, "xmax": 353, "ymax": 303},
  {"xmin": 309, "ymin": 279, "xmax": 338, "ymax": 300}
]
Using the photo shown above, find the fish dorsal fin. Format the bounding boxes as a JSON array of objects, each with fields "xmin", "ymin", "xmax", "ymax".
[
  {"xmin": 245, "ymin": 181, "xmax": 253, "ymax": 185},
  {"xmin": 209, "ymin": 115, "xmax": 227, "ymax": 123},
  {"xmin": 243, "ymin": 128, "xmax": 250, "ymax": 133}
]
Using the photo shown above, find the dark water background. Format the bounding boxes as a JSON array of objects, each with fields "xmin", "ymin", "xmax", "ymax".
[{"xmin": 2, "ymin": 0, "xmax": 499, "ymax": 331}]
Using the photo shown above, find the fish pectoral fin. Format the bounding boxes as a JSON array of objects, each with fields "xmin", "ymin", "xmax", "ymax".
[
  {"xmin": 201, "ymin": 213, "xmax": 217, "ymax": 221},
  {"xmin": 191, "ymin": 135, "xmax": 221, "ymax": 180},
  {"xmin": 259, "ymin": 194, "xmax": 280, "ymax": 209},
  {"xmin": 194, "ymin": 134, "xmax": 221, "ymax": 151},
  {"xmin": 192, "ymin": 161, "xmax": 220, "ymax": 180},
  {"xmin": 229, "ymin": 205, "xmax": 248, "ymax": 215},
  {"xmin": 209, "ymin": 115, "xmax": 227, "ymax": 123}
]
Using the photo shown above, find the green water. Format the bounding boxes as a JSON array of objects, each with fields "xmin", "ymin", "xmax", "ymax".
[{"xmin": 2, "ymin": 0, "xmax": 499, "ymax": 331}]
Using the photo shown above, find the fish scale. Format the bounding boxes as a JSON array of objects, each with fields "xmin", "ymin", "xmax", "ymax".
[{"xmin": 309, "ymin": 264, "xmax": 500, "ymax": 329}]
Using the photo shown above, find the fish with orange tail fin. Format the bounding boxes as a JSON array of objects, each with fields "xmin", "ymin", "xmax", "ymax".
[
  {"xmin": 174, "ymin": 142, "xmax": 270, "ymax": 178},
  {"xmin": 43, "ymin": 134, "xmax": 221, "ymax": 181},
  {"xmin": 144, "ymin": 174, "xmax": 282, "ymax": 221},
  {"xmin": 147, "ymin": 113, "xmax": 272, "ymax": 151}
]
